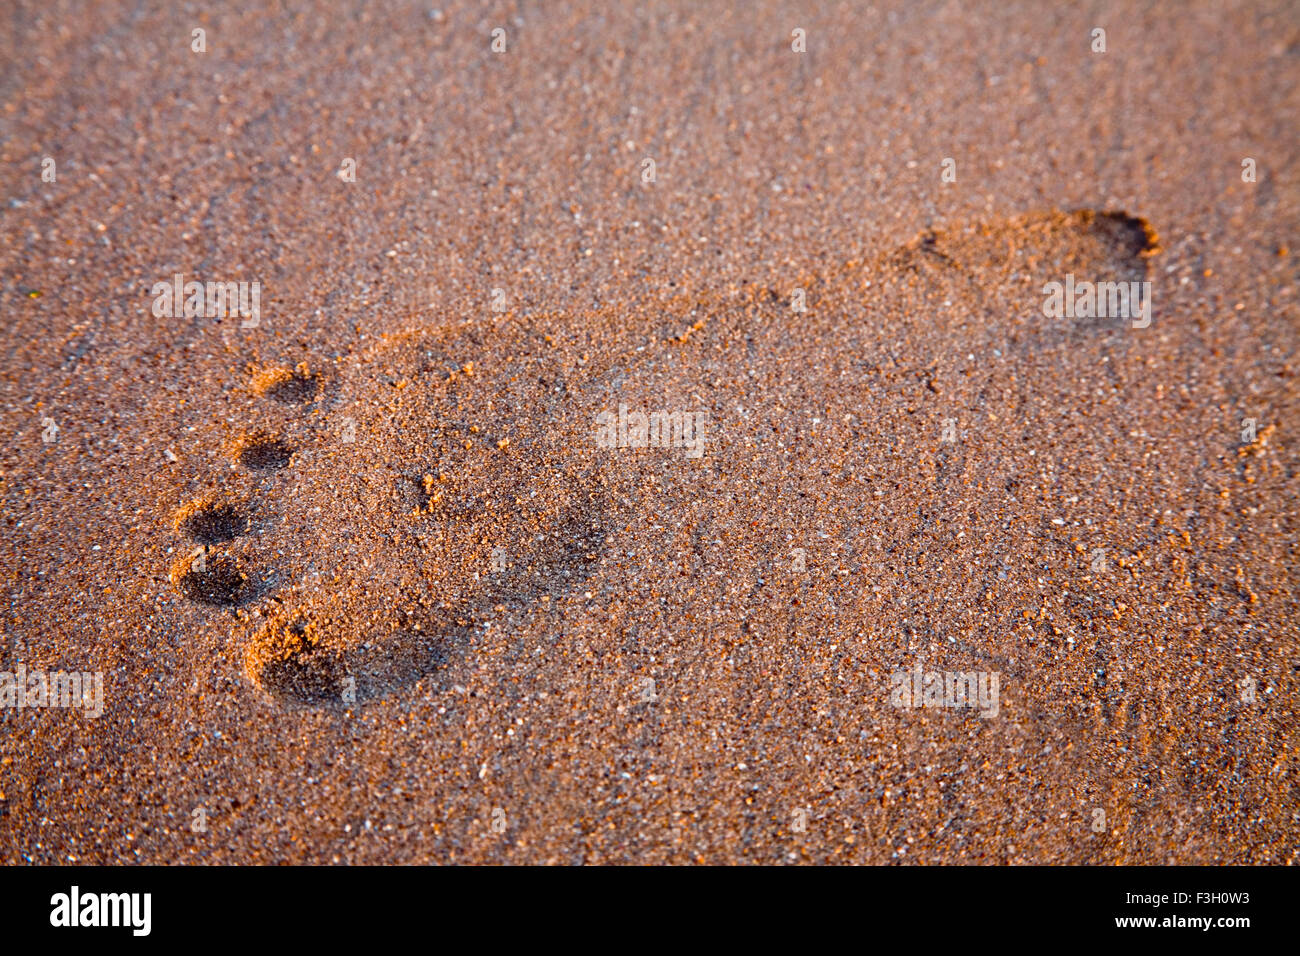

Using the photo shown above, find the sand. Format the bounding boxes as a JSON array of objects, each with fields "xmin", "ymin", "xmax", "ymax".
[{"xmin": 1, "ymin": 1, "xmax": 1297, "ymax": 864}]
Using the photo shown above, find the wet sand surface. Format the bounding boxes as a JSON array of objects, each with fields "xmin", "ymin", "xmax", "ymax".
[{"xmin": 1, "ymin": 1, "xmax": 1297, "ymax": 863}]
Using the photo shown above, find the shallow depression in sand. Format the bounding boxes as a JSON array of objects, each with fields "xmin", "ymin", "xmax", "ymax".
[
  {"xmin": 233, "ymin": 431, "xmax": 294, "ymax": 470},
  {"xmin": 252, "ymin": 365, "xmax": 321, "ymax": 406},
  {"xmin": 175, "ymin": 499, "xmax": 248, "ymax": 544},
  {"xmin": 171, "ymin": 554, "xmax": 255, "ymax": 607}
]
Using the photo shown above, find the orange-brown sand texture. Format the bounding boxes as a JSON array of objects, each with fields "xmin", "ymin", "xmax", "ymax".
[{"xmin": 0, "ymin": 1, "xmax": 1297, "ymax": 864}]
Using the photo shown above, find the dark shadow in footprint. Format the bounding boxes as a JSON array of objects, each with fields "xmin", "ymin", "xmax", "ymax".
[
  {"xmin": 247, "ymin": 618, "xmax": 347, "ymax": 704},
  {"xmin": 247, "ymin": 612, "xmax": 454, "ymax": 707},
  {"xmin": 245, "ymin": 485, "xmax": 609, "ymax": 707},
  {"xmin": 247, "ymin": 529, "xmax": 608, "ymax": 707},
  {"xmin": 175, "ymin": 499, "xmax": 248, "ymax": 544},
  {"xmin": 171, "ymin": 554, "xmax": 258, "ymax": 607},
  {"xmin": 233, "ymin": 431, "xmax": 294, "ymax": 470},
  {"xmin": 252, "ymin": 364, "xmax": 321, "ymax": 405},
  {"xmin": 879, "ymin": 208, "xmax": 1159, "ymax": 357}
]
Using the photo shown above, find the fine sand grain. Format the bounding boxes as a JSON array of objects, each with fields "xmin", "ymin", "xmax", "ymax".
[{"xmin": 1, "ymin": 1, "xmax": 1297, "ymax": 863}]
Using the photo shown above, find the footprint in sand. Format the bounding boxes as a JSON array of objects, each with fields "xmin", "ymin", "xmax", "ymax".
[{"xmin": 170, "ymin": 208, "xmax": 1158, "ymax": 709}]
